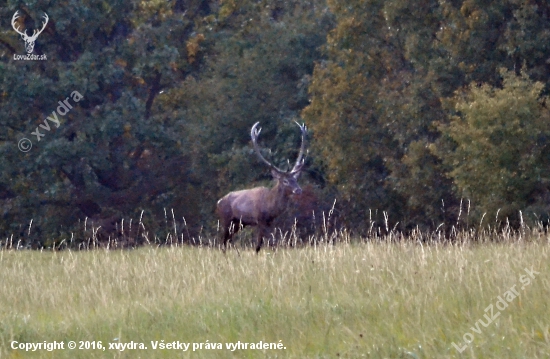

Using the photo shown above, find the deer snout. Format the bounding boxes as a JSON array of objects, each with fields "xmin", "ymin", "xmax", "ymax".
[{"xmin": 293, "ymin": 187, "xmax": 302, "ymax": 195}]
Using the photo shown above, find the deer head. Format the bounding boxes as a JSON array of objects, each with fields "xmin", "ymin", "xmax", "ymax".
[
  {"xmin": 12, "ymin": 11, "xmax": 49, "ymax": 54},
  {"xmin": 250, "ymin": 121, "xmax": 307, "ymax": 194}
]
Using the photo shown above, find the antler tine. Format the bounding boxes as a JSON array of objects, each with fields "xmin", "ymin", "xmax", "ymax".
[
  {"xmin": 291, "ymin": 120, "xmax": 308, "ymax": 174},
  {"xmin": 30, "ymin": 13, "xmax": 48, "ymax": 39},
  {"xmin": 251, "ymin": 122, "xmax": 284, "ymax": 173},
  {"xmin": 39, "ymin": 13, "xmax": 48, "ymax": 33},
  {"xmin": 11, "ymin": 11, "xmax": 27, "ymax": 37}
]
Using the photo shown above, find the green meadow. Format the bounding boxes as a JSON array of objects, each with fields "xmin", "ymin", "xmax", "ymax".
[{"xmin": 0, "ymin": 232, "xmax": 549, "ymax": 358}]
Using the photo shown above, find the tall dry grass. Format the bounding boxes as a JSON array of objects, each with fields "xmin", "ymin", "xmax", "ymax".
[{"xmin": 0, "ymin": 230, "xmax": 549, "ymax": 358}]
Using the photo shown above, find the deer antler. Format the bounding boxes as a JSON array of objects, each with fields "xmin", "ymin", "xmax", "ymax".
[
  {"xmin": 11, "ymin": 11, "xmax": 27, "ymax": 38},
  {"xmin": 11, "ymin": 11, "xmax": 48, "ymax": 40},
  {"xmin": 251, "ymin": 121, "xmax": 308, "ymax": 175},
  {"xmin": 30, "ymin": 13, "xmax": 48, "ymax": 40},
  {"xmin": 251, "ymin": 122, "xmax": 285, "ymax": 173},
  {"xmin": 290, "ymin": 121, "xmax": 308, "ymax": 175}
]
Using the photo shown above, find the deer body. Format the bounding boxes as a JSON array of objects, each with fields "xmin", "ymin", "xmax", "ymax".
[
  {"xmin": 217, "ymin": 122, "xmax": 307, "ymax": 252},
  {"xmin": 219, "ymin": 186, "xmax": 283, "ymax": 226}
]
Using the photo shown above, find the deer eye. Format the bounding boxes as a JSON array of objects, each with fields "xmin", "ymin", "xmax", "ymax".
[{"xmin": 283, "ymin": 179, "xmax": 290, "ymax": 185}]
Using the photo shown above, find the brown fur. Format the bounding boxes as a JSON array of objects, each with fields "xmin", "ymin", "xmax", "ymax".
[
  {"xmin": 217, "ymin": 171, "xmax": 301, "ymax": 252},
  {"xmin": 217, "ymin": 122, "xmax": 307, "ymax": 253}
]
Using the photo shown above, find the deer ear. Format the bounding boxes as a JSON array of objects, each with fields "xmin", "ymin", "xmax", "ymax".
[{"xmin": 271, "ymin": 169, "xmax": 282, "ymax": 179}]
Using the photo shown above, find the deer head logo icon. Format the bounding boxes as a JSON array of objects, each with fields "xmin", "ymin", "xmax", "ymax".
[{"xmin": 11, "ymin": 11, "xmax": 49, "ymax": 54}]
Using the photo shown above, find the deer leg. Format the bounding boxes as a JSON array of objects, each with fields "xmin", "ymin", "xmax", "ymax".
[
  {"xmin": 222, "ymin": 221, "xmax": 234, "ymax": 251},
  {"xmin": 222, "ymin": 226, "xmax": 230, "ymax": 252},
  {"xmin": 256, "ymin": 225, "xmax": 266, "ymax": 253}
]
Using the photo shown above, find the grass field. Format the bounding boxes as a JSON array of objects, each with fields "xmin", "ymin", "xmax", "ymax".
[{"xmin": 0, "ymin": 232, "xmax": 549, "ymax": 358}]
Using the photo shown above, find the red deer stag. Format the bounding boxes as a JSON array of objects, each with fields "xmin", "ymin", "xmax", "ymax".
[{"xmin": 217, "ymin": 121, "xmax": 307, "ymax": 252}]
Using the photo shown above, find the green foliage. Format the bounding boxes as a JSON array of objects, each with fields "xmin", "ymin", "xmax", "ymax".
[
  {"xmin": 0, "ymin": 0, "xmax": 332, "ymax": 245},
  {"xmin": 199, "ymin": 0, "xmax": 332, "ymax": 181},
  {"xmin": 438, "ymin": 69, "xmax": 550, "ymax": 223},
  {"xmin": 0, "ymin": 0, "xmax": 208, "ymax": 242},
  {"xmin": 166, "ymin": 0, "xmax": 334, "ymax": 235},
  {"xmin": 2, "ymin": 0, "xmax": 550, "ymax": 242},
  {"xmin": 303, "ymin": 0, "xmax": 456, "ymax": 228},
  {"xmin": 304, "ymin": 0, "xmax": 550, "ymax": 230}
]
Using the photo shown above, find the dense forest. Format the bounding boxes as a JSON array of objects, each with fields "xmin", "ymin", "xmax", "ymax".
[{"xmin": 1, "ymin": 0, "xmax": 549, "ymax": 247}]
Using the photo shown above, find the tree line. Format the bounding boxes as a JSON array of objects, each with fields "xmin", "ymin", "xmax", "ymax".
[{"xmin": 1, "ymin": 0, "xmax": 549, "ymax": 247}]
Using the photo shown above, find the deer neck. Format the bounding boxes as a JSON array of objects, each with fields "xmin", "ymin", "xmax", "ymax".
[{"xmin": 267, "ymin": 181, "xmax": 289, "ymax": 216}]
